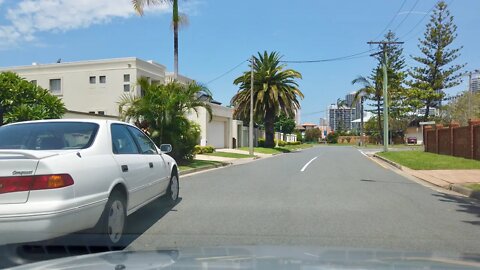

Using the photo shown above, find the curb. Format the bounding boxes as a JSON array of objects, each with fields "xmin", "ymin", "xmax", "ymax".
[
  {"xmin": 179, "ymin": 162, "xmax": 230, "ymax": 176},
  {"xmin": 373, "ymin": 154, "xmax": 403, "ymax": 170},
  {"xmin": 450, "ymin": 184, "xmax": 480, "ymax": 200},
  {"xmin": 372, "ymin": 154, "xmax": 480, "ymax": 200}
]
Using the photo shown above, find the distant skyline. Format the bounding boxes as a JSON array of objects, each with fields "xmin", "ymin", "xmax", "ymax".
[{"xmin": 0, "ymin": 0, "xmax": 478, "ymax": 124}]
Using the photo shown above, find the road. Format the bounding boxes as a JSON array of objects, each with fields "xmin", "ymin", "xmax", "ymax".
[
  {"xmin": 126, "ymin": 146, "xmax": 480, "ymax": 254},
  {"xmin": 3, "ymin": 146, "xmax": 480, "ymax": 268}
]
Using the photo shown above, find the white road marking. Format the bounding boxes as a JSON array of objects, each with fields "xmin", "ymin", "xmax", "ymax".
[
  {"xmin": 301, "ymin": 156, "xmax": 318, "ymax": 172},
  {"xmin": 359, "ymin": 150, "xmax": 368, "ymax": 157}
]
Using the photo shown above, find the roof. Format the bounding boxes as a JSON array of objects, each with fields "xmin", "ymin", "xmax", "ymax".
[
  {"xmin": 302, "ymin": 123, "xmax": 317, "ymax": 126},
  {"xmin": 0, "ymin": 57, "xmax": 167, "ymax": 72}
]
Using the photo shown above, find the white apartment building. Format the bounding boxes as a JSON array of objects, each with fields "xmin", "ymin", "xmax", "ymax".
[
  {"xmin": 0, "ymin": 57, "xmax": 235, "ymax": 148},
  {"xmin": 0, "ymin": 57, "xmax": 169, "ymax": 116}
]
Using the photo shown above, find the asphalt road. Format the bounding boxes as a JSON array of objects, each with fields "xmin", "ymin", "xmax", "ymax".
[{"xmin": 125, "ymin": 146, "xmax": 480, "ymax": 254}]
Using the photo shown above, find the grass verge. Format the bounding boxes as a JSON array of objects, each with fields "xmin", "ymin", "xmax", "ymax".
[
  {"xmin": 204, "ymin": 152, "xmax": 255, "ymax": 158},
  {"xmin": 465, "ymin": 183, "xmax": 480, "ymax": 192},
  {"xmin": 377, "ymin": 151, "xmax": 480, "ymax": 170},
  {"xmin": 178, "ymin": 160, "xmax": 225, "ymax": 172}
]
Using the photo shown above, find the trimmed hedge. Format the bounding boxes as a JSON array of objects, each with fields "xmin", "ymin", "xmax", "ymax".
[
  {"xmin": 258, "ymin": 138, "xmax": 300, "ymax": 147},
  {"xmin": 194, "ymin": 145, "xmax": 215, "ymax": 154}
]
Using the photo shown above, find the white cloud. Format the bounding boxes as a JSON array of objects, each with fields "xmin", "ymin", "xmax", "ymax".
[{"xmin": 0, "ymin": 0, "xmax": 170, "ymax": 48}]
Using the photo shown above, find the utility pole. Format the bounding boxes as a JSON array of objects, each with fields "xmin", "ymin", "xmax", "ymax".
[
  {"xmin": 367, "ymin": 41, "xmax": 404, "ymax": 152},
  {"xmin": 360, "ymin": 96, "xmax": 364, "ymax": 146},
  {"xmin": 249, "ymin": 56, "xmax": 254, "ymax": 156}
]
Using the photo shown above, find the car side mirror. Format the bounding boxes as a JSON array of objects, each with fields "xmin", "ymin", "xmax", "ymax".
[{"xmin": 160, "ymin": 144, "xmax": 172, "ymax": 154}]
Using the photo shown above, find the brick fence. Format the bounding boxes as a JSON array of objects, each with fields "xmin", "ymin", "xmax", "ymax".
[{"xmin": 424, "ymin": 119, "xmax": 480, "ymax": 160}]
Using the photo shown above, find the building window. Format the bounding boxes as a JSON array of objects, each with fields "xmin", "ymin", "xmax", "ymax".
[
  {"xmin": 124, "ymin": 74, "xmax": 130, "ymax": 82},
  {"xmin": 30, "ymin": 80, "xmax": 37, "ymax": 86},
  {"xmin": 99, "ymin": 76, "xmax": 106, "ymax": 84},
  {"xmin": 97, "ymin": 111, "xmax": 105, "ymax": 115},
  {"xmin": 49, "ymin": 79, "xmax": 61, "ymax": 94},
  {"xmin": 88, "ymin": 111, "xmax": 95, "ymax": 114},
  {"xmin": 89, "ymin": 76, "xmax": 96, "ymax": 84},
  {"xmin": 123, "ymin": 84, "xmax": 130, "ymax": 92}
]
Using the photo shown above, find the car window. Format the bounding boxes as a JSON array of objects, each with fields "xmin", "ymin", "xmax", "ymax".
[
  {"xmin": 111, "ymin": 124, "xmax": 140, "ymax": 155},
  {"xmin": 127, "ymin": 126, "xmax": 158, "ymax": 155},
  {"xmin": 0, "ymin": 122, "xmax": 98, "ymax": 150}
]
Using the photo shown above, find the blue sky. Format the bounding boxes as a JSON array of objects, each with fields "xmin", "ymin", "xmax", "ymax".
[{"xmin": 0, "ymin": 0, "xmax": 478, "ymax": 124}]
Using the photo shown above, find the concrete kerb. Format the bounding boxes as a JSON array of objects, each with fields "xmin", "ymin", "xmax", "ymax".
[
  {"xmin": 179, "ymin": 162, "xmax": 231, "ymax": 176},
  {"xmin": 372, "ymin": 154, "xmax": 480, "ymax": 200}
]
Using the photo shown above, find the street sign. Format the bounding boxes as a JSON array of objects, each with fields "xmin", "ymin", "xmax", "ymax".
[{"xmin": 419, "ymin": 121, "xmax": 435, "ymax": 125}]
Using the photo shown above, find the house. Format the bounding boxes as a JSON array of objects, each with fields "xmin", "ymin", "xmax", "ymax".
[{"xmin": 0, "ymin": 57, "xmax": 234, "ymax": 148}]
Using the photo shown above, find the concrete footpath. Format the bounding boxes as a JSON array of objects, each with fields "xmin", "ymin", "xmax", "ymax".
[{"xmin": 373, "ymin": 154, "xmax": 480, "ymax": 200}]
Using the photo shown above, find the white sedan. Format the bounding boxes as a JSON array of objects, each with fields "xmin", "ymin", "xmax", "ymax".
[{"xmin": 0, "ymin": 119, "xmax": 179, "ymax": 247}]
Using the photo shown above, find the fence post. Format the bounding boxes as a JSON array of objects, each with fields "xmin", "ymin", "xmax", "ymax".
[
  {"xmin": 435, "ymin": 124, "xmax": 443, "ymax": 154},
  {"xmin": 449, "ymin": 122, "xmax": 459, "ymax": 156},
  {"xmin": 468, "ymin": 119, "xmax": 480, "ymax": 159},
  {"xmin": 424, "ymin": 126, "xmax": 432, "ymax": 152}
]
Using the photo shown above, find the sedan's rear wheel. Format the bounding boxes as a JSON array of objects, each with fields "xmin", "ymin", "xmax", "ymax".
[{"xmin": 95, "ymin": 191, "xmax": 126, "ymax": 248}]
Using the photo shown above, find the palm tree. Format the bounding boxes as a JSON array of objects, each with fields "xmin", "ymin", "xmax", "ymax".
[
  {"xmin": 231, "ymin": 51, "xmax": 304, "ymax": 148},
  {"xmin": 352, "ymin": 72, "xmax": 383, "ymax": 139},
  {"xmin": 133, "ymin": 0, "xmax": 185, "ymax": 78},
  {"xmin": 119, "ymin": 78, "xmax": 212, "ymax": 146}
]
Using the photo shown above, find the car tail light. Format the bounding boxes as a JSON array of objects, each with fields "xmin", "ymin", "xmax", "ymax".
[{"xmin": 0, "ymin": 174, "xmax": 74, "ymax": 194}]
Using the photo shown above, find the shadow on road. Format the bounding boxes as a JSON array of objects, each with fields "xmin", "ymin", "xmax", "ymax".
[
  {"xmin": 0, "ymin": 197, "xmax": 181, "ymax": 269},
  {"xmin": 432, "ymin": 193, "xmax": 480, "ymax": 226},
  {"xmin": 360, "ymin": 179, "xmax": 417, "ymax": 185}
]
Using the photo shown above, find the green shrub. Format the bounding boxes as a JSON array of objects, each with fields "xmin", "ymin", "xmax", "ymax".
[
  {"xmin": 194, "ymin": 145, "xmax": 215, "ymax": 154},
  {"xmin": 258, "ymin": 138, "xmax": 266, "ymax": 147},
  {"xmin": 277, "ymin": 140, "xmax": 287, "ymax": 147},
  {"xmin": 326, "ymin": 132, "xmax": 339, "ymax": 144},
  {"xmin": 286, "ymin": 141, "xmax": 301, "ymax": 145}
]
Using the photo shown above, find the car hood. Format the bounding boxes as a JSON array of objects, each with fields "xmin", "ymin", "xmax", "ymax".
[{"xmin": 8, "ymin": 246, "xmax": 480, "ymax": 270}]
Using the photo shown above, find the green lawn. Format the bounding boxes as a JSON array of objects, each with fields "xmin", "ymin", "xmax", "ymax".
[
  {"xmin": 239, "ymin": 147, "xmax": 290, "ymax": 154},
  {"xmin": 239, "ymin": 144, "xmax": 313, "ymax": 154},
  {"xmin": 178, "ymin": 160, "xmax": 225, "ymax": 172},
  {"xmin": 204, "ymin": 152, "xmax": 255, "ymax": 158},
  {"xmin": 465, "ymin": 183, "xmax": 480, "ymax": 191},
  {"xmin": 377, "ymin": 151, "xmax": 480, "ymax": 170}
]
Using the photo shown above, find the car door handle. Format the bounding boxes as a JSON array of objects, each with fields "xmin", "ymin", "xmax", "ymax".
[
  {"xmin": 121, "ymin": 165, "xmax": 128, "ymax": 172},
  {"xmin": 149, "ymin": 162, "xmax": 154, "ymax": 168}
]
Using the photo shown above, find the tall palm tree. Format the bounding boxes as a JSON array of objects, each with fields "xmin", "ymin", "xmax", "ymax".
[
  {"xmin": 133, "ymin": 0, "xmax": 185, "ymax": 78},
  {"xmin": 231, "ymin": 51, "xmax": 303, "ymax": 148},
  {"xmin": 352, "ymin": 72, "xmax": 383, "ymax": 139}
]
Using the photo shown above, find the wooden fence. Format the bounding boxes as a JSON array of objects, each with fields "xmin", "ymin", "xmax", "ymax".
[{"xmin": 424, "ymin": 119, "xmax": 480, "ymax": 160}]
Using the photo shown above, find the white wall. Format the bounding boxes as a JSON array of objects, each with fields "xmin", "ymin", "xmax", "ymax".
[{"xmin": 0, "ymin": 58, "xmax": 166, "ymax": 116}]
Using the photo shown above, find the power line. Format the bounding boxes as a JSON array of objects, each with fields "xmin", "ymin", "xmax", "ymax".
[
  {"xmin": 392, "ymin": 0, "xmax": 420, "ymax": 33},
  {"xmin": 205, "ymin": 60, "xmax": 248, "ymax": 85},
  {"xmin": 399, "ymin": 3, "xmax": 435, "ymax": 40},
  {"xmin": 372, "ymin": 0, "xmax": 408, "ymax": 40},
  {"xmin": 400, "ymin": 0, "xmax": 454, "ymax": 41},
  {"xmin": 280, "ymin": 49, "xmax": 375, "ymax": 64}
]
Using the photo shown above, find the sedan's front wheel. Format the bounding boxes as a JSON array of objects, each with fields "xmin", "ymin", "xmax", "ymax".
[{"xmin": 166, "ymin": 173, "xmax": 179, "ymax": 203}]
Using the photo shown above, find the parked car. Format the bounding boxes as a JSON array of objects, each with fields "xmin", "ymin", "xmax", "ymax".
[
  {"xmin": 406, "ymin": 137, "xmax": 417, "ymax": 144},
  {"xmin": 0, "ymin": 119, "xmax": 179, "ymax": 247}
]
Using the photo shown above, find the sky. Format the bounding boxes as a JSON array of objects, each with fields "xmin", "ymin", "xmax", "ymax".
[{"xmin": 0, "ymin": 0, "xmax": 479, "ymax": 124}]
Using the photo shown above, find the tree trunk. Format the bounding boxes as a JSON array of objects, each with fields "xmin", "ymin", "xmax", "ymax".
[
  {"xmin": 424, "ymin": 104, "xmax": 430, "ymax": 121},
  {"xmin": 0, "ymin": 106, "xmax": 4, "ymax": 127},
  {"xmin": 264, "ymin": 109, "xmax": 275, "ymax": 148},
  {"xmin": 173, "ymin": 0, "xmax": 179, "ymax": 78}
]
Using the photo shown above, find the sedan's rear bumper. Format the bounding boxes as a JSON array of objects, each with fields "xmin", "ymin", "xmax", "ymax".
[{"xmin": 0, "ymin": 201, "xmax": 105, "ymax": 245}]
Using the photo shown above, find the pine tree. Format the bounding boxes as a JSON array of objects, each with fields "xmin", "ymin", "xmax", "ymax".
[{"xmin": 408, "ymin": 0, "xmax": 466, "ymax": 120}]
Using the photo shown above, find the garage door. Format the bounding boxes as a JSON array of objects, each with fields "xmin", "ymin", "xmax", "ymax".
[{"xmin": 207, "ymin": 121, "xmax": 226, "ymax": 148}]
